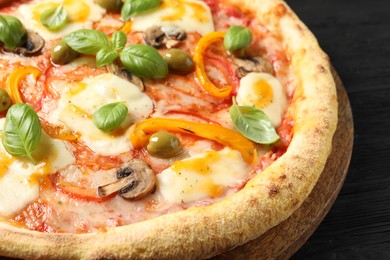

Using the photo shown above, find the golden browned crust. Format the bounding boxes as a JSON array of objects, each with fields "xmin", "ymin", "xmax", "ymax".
[{"xmin": 0, "ymin": 0, "xmax": 338, "ymax": 259}]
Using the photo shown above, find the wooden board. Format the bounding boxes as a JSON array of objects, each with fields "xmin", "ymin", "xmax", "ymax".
[{"xmin": 214, "ymin": 68, "xmax": 354, "ymax": 259}]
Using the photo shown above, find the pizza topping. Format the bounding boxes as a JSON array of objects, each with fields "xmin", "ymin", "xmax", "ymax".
[
  {"xmin": 130, "ymin": 118, "xmax": 257, "ymax": 165},
  {"xmin": 92, "ymin": 102, "xmax": 129, "ymax": 132},
  {"xmin": 98, "ymin": 158, "xmax": 156, "ymax": 200},
  {"xmin": 0, "ymin": 14, "xmax": 26, "ymax": 51},
  {"xmin": 120, "ymin": 44, "xmax": 168, "ymax": 78},
  {"xmin": 1, "ymin": 104, "xmax": 42, "ymax": 163},
  {"xmin": 194, "ymin": 31, "xmax": 232, "ymax": 98},
  {"xmin": 236, "ymin": 72, "xmax": 287, "ymax": 127},
  {"xmin": 95, "ymin": 0, "xmax": 123, "ymax": 13},
  {"xmin": 224, "ymin": 25, "xmax": 253, "ymax": 53},
  {"xmin": 111, "ymin": 31, "xmax": 127, "ymax": 51},
  {"xmin": 6, "ymin": 66, "xmax": 41, "ymax": 104},
  {"xmin": 229, "ymin": 98, "xmax": 279, "ymax": 144},
  {"xmin": 51, "ymin": 40, "xmax": 80, "ymax": 65},
  {"xmin": 0, "ymin": 88, "xmax": 12, "ymax": 113},
  {"xmin": 18, "ymin": 0, "xmax": 106, "ymax": 41},
  {"xmin": 51, "ymin": 73, "xmax": 153, "ymax": 156},
  {"xmin": 107, "ymin": 64, "xmax": 145, "ymax": 91},
  {"xmin": 0, "ymin": 118, "xmax": 75, "ymax": 217},
  {"xmin": 14, "ymin": 30, "xmax": 45, "ymax": 56},
  {"xmin": 232, "ymin": 56, "xmax": 275, "ymax": 78},
  {"xmin": 146, "ymin": 132, "xmax": 182, "ymax": 158},
  {"xmin": 144, "ymin": 25, "xmax": 186, "ymax": 49},
  {"xmin": 40, "ymin": 5, "xmax": 68, "ymax": 31},
  {"xmin": 157, "ymin": 148, "xmax": 249, "ymax": 203},
  {"xmin": 121, "ymin": 0, "xmax": 161, "ymax": 21},
  {"xmin": 130, "ymin": 0, "xmax": 214, "ymax": 35},
  {"xmin": 163, "ymin": 48, "xmax": 195, "ymax": 75}
]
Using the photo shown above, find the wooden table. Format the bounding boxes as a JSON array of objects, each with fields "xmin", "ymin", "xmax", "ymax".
[{"xmin": 285, "ymin": 0, "xmax": 390, "ymax": 258}]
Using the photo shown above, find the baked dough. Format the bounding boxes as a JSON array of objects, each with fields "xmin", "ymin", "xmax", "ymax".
[{"xmin": 0, "ymin": 0, "xmax": 337, "ymax": 258}]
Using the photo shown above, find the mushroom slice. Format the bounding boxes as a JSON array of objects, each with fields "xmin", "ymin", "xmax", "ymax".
[
  {"xmin": 144, "ymin": 25, "xmax": 186, "ymax": 49},
  {"xmin": 97, "ymin": 159, "xmax": 156, "ymax": 200},
  {"xmin": 232, "ymin": 56, "xmax": 275, "ymax": 78},
  {"xmin": 144, "ymin": 26, "xmax": 165, "ymax": 48},
  {"xmin": 14, "ymin": 30, "xmax": 45, "ymax": 56},
  {"xmin": 107, "ymin": 64, "xmax": 145, "ymax": 91}
]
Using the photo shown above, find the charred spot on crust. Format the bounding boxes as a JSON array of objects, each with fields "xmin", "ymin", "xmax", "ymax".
[
  {"xmin": 268, "ymin": 184, "xmax": 280, "ymax": 197},
  {"xmin": 318, "ymin": 65, "xmax": 326, "ymax": 73},
  {"xmin": 274, "ymin": 4, "xmax": 287, "ymax": 17}
]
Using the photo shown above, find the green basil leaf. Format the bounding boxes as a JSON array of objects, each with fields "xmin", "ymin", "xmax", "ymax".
[
  {"xmin": 1, "ymin": 103, "xmax": 42, "ymax": 163},
  {"xmin": 96, "ymin": 47, "xmax": 118, "ymax": 67},
  {"xmin": 40, "ymin": 5, "xmax": 68, "ymax": 31},
  {"xmin": 92, "ymin": 102, "xmax": 128, "ymax": 132},
  {"xmin": 229, "ymin": 99, "xmax": 279, "ymax": 144},
  {"xmin": 224, "ymin": 26, "xmax": 253, "ymax": 51},
  {"xmin": 112, "ymin": 31, "xmax": 127, "ymax": 51},
  {"xmin": 120, "ymin": 44, "xmax": 168, "ymax": 78},
  {"xmin": 0, "ymin": 15, "xmax": 26, "ymax": 51},
  {"xmin": 121, "ymin": 0, "xmax": 160, "ymax": 21},
  {"xmin": 63, "ymin": 29, "xmax": 111, "ymax": 55}
]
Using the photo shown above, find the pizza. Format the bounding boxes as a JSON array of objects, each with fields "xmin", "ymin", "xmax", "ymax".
[{"xmin": 0, "ymin": 0, "xmax": 337, "ymax": 258}]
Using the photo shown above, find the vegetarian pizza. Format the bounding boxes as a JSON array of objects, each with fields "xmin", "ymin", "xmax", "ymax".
[{"xmin": 0, "ymin": 0, "xmax": 337, "ymax": 258}]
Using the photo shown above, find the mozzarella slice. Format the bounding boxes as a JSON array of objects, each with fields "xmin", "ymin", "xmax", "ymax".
[
  {"xmin": 0, "ymin": 118, "xmax": 75, "ymax": 217},
  {"xmin": 18, "ymin": 0, "xmax": 105, "ymax": 40},
  {"xmin": 236, "ymin": 72, "xmax": 287, "ymax": 126},
  {"xmin": 157, "ymin": 148, "xmax": 250, "ymax": 203},
  {"xmin": 52, "ymin": 73, "xmax": 153, "ymax": 156},
  {"xmin": 132, "ymin": 0, "xmax": 214, "ymax": 35}
]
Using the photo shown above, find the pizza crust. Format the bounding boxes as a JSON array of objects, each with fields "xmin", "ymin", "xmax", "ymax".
[{"xmin": 0, "ymin": 0, "xmax": 337, "ymax": 258}]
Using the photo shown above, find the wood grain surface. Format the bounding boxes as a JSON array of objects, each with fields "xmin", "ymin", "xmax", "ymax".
[
  {"xmin": 213, "ymin": 68, "xmax": 353, "ymax": 259},
  {"xmin": 286, "ymin": 0, "xmax": 390, "ymax": 259}
]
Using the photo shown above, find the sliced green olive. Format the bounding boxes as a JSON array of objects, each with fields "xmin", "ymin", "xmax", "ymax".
[
  {"xmin": 163, "ymin": 48, "xmax": 195, "ymax": 75},
  {"xmin": 51, "ymin": 40, "xmax": 79, "ymax": 65},
  {"xmin": 147, "ymin": 132, "xmax": 182, "ymax": 158},
  {"xmin": 94, "ymin": 0, "xmax": 123, "ymax": 12},
  {"xmin": 0, "ymin": 88, "xmax": 12, "ymax": 113}
]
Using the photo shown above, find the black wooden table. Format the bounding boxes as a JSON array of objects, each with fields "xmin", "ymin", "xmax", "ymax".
[{"xmin": 285, "ymin": 0, "xmax": 390, "ymax": 259}]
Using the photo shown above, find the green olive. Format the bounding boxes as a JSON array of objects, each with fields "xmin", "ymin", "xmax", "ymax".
[
  {"xmin": 163, "ymin": 49, "xmax": 195, "ymax": 75},
  {"xmin": 51, "ymin": 41, "xmax": 79, "ymax": 65},
  {"xmin": 94, "ymin": 0, "xmax": 123, "ymax": 12},
  {"xmin": 0, "ymin": 88, "xmax": 12, "ymax": 113},
  {"xmin": 147, "ymin": 132, "xmax": 182, "ymax": 158}
]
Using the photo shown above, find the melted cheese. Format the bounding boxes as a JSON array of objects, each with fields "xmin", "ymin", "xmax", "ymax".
[
  {"xmin": 131, "ymin": 0, "xmax": 214, "ymax": 35},
  {"xmin": 18, "ymin": 0, "xmax": 105, "ymax": 40},
  {"xmin": 0, "ymin": 118, "xmax": 75, "ymax": 217},
  {"xmin": 157, "ymin": 148, "xmax": 250, "ymax": 203},
  {"xmin": 51, "ymin": 73, "xmax": 153, "ymax": 156},
  {"xmin": 236, "ymin": 72, "xmax": 287, "ymax": 126}
]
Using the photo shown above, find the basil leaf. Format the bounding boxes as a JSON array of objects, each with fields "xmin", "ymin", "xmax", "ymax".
[
  {"xmin": 40, "ymin": 5, "xmax": 68, "ymax": 31},
  {"xmin": 1, "ymin": 104, "xmax": 42, "ymax": 163},
  {"xmin": 63, "ymin": 29, "xmax": 112, "ymax": 55},
  {"xmin": 229, "ymin": 99, "xmax": 279, "ymax": 144},
  {"xmin": 96, "ymin": 47, "xmax": 118, "ymax": 67},
  {"xmin": 112, "ymin": 31, "xmax": 127, "ymax": 51},
  {"xmin": 0, "ymin": 15, "xmax": 26, "ymax": 51},
  {"xmin": 120, "ymin": 44, "xmax": 168, "ymax": 78},
  {"xmin": 92, "ymin": 102, "xmax": 128, "ymax": 132},
  {"xmin": 224, "ymin": 26, "xmax": 253, "ymax": 51},
  {"xmin": 121, "ymin": 0, "xmax": 160, "ymax": 21}
]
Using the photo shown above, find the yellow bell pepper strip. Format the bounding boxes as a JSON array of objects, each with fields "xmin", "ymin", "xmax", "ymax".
[
  {"xmin": 6, "ymin": 66, "xmax": 41, "ymax": 104},
  {"xmin": 193, "ymin": 31, "xmax": 232, "ymax": 99},
  {"xmin": 120, "ymin": 21, "xmax": 132, "ymax": 34},
  {"xmin": 130, "ymin": 118, "xmax": 257, "ymax": 165},
  {"xmin": 41, "ymin": 122, "xmax": 80, "ymax": 141}
]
